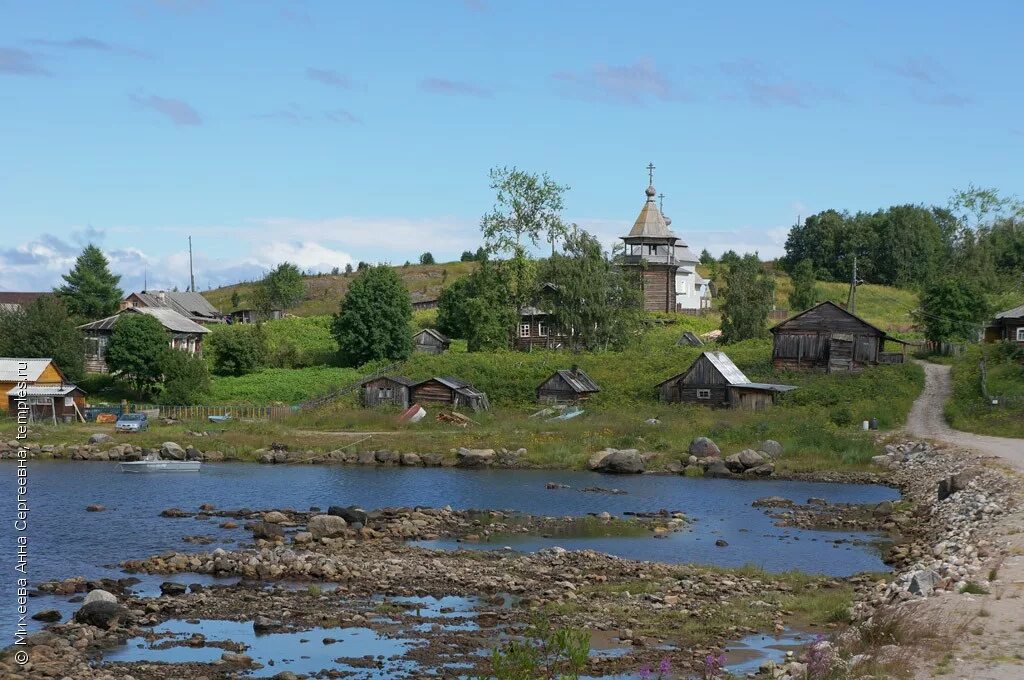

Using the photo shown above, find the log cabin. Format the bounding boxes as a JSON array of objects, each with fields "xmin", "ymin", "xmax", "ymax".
[
  {"xmin": 985, "ymin": 304, "xmax": 1024, "ymax": 345},
  {"xmin": 408, "ymin": 376, "xmax": 490, "ymax": 411},
  {"xmin": 79, "ymin": 307, "xmax": 211, "ymax": 373},
  {"xmin": 535, "ymin": 367, "xmax": 600, "ymax": 404},
  {"xmin": 657, "ymin": 351, "xmax": 795, "ymax": 410},
  {"xmin": 412, "ymin": 328, "xmax": 450, "ymax": 354},
  {"xmin": 360, "ymin": 375, "xmax": 416, "ymax": 408},
  {"xmin": 770, "ymin": 301, "xmax": 908, "ymax": 372}
]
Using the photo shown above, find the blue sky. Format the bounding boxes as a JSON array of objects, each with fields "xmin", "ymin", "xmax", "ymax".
[{"xmin": 1, "ymin": 0, "xmax": 1021, "ymax": 292}]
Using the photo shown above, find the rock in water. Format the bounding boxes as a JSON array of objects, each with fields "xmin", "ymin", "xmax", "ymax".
[
  {"xmin": 595, "ymin": 449, "xmax": 644, "ymax": 474},
  {"xmin": 31, "ymin": 609, "xmax": 62, "ymax": 622},
  {"xmin": 586, "ymin": 449, "xmax": 613, "ymax": 470},
  {"xmin": 74, "ymin": 601, "xmax": 127, "ymax": 628},
  {"xmin": 327, "ymin": 506, "xmax": 367, "ymax": 525},
  {"xmin": 308, "ymin": 514, "xmax": 348, "ymax": 539},
  {"xmin": 253, "ymin": 615, "xmax": 282, "ymax": 633},
  {"xmin": 82, "ymin": 589, "xmax": 117, "ymax": 605},
  {"xmin": 160, "ymin": 442, "xmax": 185, "ymax": 460},
  {"xmin": 262, "ymin": 511, "xmax": 289, "ymax": 524},
  {"xmin": 159, "ymin": 582, "xmax": 188, "ymax": 596},
  {"xmin": 688, "ymin": 437, "xmax": 720, "ymax": 458},
  {"xmin": 250, "ymin": 522, "xmax": 285, "ymax": 541},
  {"xmin": 752, "ymin": 496, "xmax": 794, "ymax": 508}
]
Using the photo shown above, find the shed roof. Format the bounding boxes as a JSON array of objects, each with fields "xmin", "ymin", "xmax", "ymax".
[
  {"xmin": 995, "ymin": 303, "xmax": 1024, "ymax": 320},
  {"xmin": 414, "ymin": 328, "xmax": 450, "ymax": 344},
  {"xmin": 0, "ymin": 358, "xmax": 58, "ymax": 383},
  {"xmin": 78, "ymin": 307, "xmax": 211, "ymax": 334},
  {"xmin": 656, "ymin": 351, "xmax": 796, "ymax": 394},
  {"xmin": 769, "ymin": 301, "xmax": 886, "ymax": 337},
  {"xmin": 130, "ymin": 290, "xmax": 221, "ymax": 319},
  {"xmin": 7, "ymin": 384, "xmax": 82, "ymax": 397},
  {"xmin": 541, "ymin": 368, "xmax": 601, "ymax": 394},
  {"xmin": 360, "ymin": 375, "xmax": 417, "ymax": 387},
  {"xmin": 0, "ymin": 292, "xmax": 48, "ymax": 308}
]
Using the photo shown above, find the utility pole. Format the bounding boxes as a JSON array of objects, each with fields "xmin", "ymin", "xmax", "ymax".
[
  {"xmin": 847, "ymin": 253, "xmax": 859, "ymax": 314},
  {"xmin": 188, "ymin": 236, "xmax": 195, "ymax": 293}
]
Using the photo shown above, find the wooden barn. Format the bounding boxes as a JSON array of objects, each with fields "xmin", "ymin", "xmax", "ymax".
[
  {"xmin": 657, "ymin": 351, "xmax": 795, "ymax": 410},
  {"xmin": 0, "ymin": 358, "xmax": 85, "ymax": 422},
  {"xmin": 412, "ymin": 328, "xmax": 450, "ymax": 354},
  {"xmin": 985, "ymin": 304, "xmax": 1024, "ymax": 345},
  {"xmin": 770, "ymin": 301, "xmax": 907, "ymax": 372},
  {"xmin": 409, "ymin": 376, "xmax": 490, "ymax": 411},
  {"xmin": 536, "ymin": 367, "xmax": 600, "ymax": 404},
  {"xmin": 360, "ymin": 375, "xmax": 416, "ymax": 408}
]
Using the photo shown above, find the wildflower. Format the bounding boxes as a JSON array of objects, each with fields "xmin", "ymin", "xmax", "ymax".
[
  {"xmin": 658, "ymin": 656, "xmax": 671, "ymax": 675},
  {"xmin": 639, "ymin": 664, "xmax": 652, "ymax": 680}
]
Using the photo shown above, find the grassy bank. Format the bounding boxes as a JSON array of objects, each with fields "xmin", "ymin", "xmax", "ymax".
[{"xmin": 946, "ymin": 344, "xmax": 1024, "ymax": 438}]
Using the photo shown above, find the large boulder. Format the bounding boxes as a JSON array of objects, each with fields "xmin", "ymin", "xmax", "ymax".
[
  {"xmin": 757, "ymin": 440, "xmax": 783, "ymax": 458},
  {"xmin": 83, "ymin": 589, "xmax": 117, "ymax": 605},
  {"xmin": 308, "ymin": 514, "xmax": 348, "ymax": 540},
  {"xmin": 752, "ymin": 496, "xmax": 794, "ymax": 508},
  {"xmin": 908, "ymin": 569, "xmax": 940, "ymax": 596},
  {"xmin": 262, "ymin": 511, "xmax": 289, "ymax": 524},
  {"xmin": 456, "ymin": 448, "xmax": 495, "ymax": 467},
  {"xmin": 375, "ymin": 450, "xmax": 400, "ymax": 465},
  {"xmin": 160, "ymin": 442, "xmax": 185, "ymax": 460},
  {"xmin": 250, "ymin": 522, "xmax": 285, "ymax": 541},
  {"xmin": 724, "ymin": 449, "xmax": 765, "ymax": 472},
  {"xmin": 688, "ymin": 437, "xmax": 720, "ymax": 458},
  {"xmin": 703, "ymin": 458, "xmax": 732, "ymax": 478},
  {"xmin": 74, "ymin": 601, "xmax": 127, "ymax": 628},
  {"xmin": 327, "ymin": 506, "xmax": 368, "ymax": 526},
  {"xmin": 586, "ymin": 449, "xmax": 613, "ymax": 470},
  {"xmin": 356, "ymin": 451, "xmax": 377, "ymax": 465},
  {"xmin": 400, "ymin": 452, "xmax": 422, "ymax": 466},
  {"xmin": 594, "ymin": 449, "xmax": 644, "ymax": 474},
  {"xmin": 88, "ymin": 433, "xmax": 113, "ymax": 445}
]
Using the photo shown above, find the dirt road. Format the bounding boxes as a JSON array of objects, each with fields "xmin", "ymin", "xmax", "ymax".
[{"xmin": 906, "ymin": 361, "xmax": 1024, "ymax": 470}]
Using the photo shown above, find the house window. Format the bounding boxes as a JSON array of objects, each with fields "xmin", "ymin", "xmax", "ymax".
[
  {"xmin": 648, "ymin": 245, "xmax": 658, "ymax": 255},
  {"xmin": 697, "ymin": 389, "xmax": 711, "ymax": 399},
  {"xmin": 678, "ymin": 280, "xmax": 687, "ymax": 294},
  {"xmin": 1017, "ymin": 327, "xmax": 1024, "ymax": 342},
  {"xmin": 519, "ymin": 323, "xmax": 531, "ymax": 338},
  {"xmin": 537, "ymin": 323, "xmax": 548, "ymax": 337}
]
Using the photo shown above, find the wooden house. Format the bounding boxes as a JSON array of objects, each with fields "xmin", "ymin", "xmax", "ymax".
[
  {"xmin": 985, "ymin": 304, "xmax": 1024, "ymax": 345},
  {"xmin": 0, "ymin": 292, "xmax": 48, "ymax": 315},
  {"xmin": 122, "ymin": 290, "xmax": 223, "ymax": 325},
  {"xmin": 0, "ymin": 357, "xmax": 85, "ymax": 421},
  {"xmin": 360, "ymin": 375, "xmax": 416, "ymax": 408},
  {"xmin": 228, "ymin": 308, "xmax": 284, "ymax": 324},
  {"xmin": 412, "ymin": 328, "xmax": 450, "ymax": 354},
  {"xmin": 516, "ymin": 306, "xmax": 568, "ymax": 351},
  {"xmin": 536, "ymin": 367, "xmax": 600, "ymax": 404},
  {"xmin": 769, "ymin": 301, "xmax": 907, "ymax": 372},
  {"xmin": 657, "ymin": 351, "xmax": 795, "ymax": 410},
  {"xmin": 409, "ymin": 376, "xmax": 490, "ymax": 411},
  {"xmin": 79, "ymin": 307, "xmax": 211, "ymax": 373}
]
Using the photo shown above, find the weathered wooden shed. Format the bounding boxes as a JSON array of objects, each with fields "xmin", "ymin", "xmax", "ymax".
[
  {"xmin": 657, "ymin": 351, "xmax": 796, "ymax": 410},
  {"xmin": 770, "ymin": 301, "xmax": 906, "ymax": 372},
  {"xmin": 360, "ymin": 375, "xmax": 416, "ymax": 408},
  {"xmin": 985, "ymin": 304, "xmax": 1024, "ymax": 345},
  {"xmin": 536, "ymin": 367, "xmax": 600, "ymax": 404},
  {"xmin": 409, "ymin": 376, "xmax": 490, "ymax": 411},
  {"xmin": 412, "ymin": 328, "xmax": 450, "ymax": 354}
]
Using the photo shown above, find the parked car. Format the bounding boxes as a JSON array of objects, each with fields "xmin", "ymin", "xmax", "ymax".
[{"xmin": 115, "ymin": 412, "xmax": 149, "ymax": 433}]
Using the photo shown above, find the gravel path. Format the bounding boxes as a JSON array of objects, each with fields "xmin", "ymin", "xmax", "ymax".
[{"xmin": 906, "ymin": 361, "xmax": 1024, "ymax": 471}]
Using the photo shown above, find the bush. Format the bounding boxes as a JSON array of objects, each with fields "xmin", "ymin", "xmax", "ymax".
[
  {"xmin": 160, "ymin": 350, "xmax": 210, "ymax": 404},
  {"xmin": 208, "ymin": 324, "xmax": 268, "ymax": 376},
  {"xmin": 105, "ymin": 313, "xmax": 168, "ymax": 395},
  {"xmin": 331, "ymin": 265, "xmax": 413, "ymax": 366}
]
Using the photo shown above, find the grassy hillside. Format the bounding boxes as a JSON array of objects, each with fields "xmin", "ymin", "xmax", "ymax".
[
  {"xmin": 202, "ymin": 261, "xmax": 479, "ymax": 317},
  {"xmin": 772, "ymin": 275, "xmax": 919, "ymax": 334},
  {"xmin": 946, "ymin": 344, "xmax": 1024, "ymax": 438}
]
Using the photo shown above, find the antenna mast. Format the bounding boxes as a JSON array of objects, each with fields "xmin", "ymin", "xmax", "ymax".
[{"xmin": 188, "ymin": 236, "xmax": 195, "ymax": 292}]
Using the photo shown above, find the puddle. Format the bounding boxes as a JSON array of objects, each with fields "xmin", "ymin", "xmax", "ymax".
[
  {"xmin": 102, "ymin": 618, "xmax": 421, "ymax": 678},
  {"xmin": 724, "ymin": 628, "xmax": 808, "ymax": 676}
]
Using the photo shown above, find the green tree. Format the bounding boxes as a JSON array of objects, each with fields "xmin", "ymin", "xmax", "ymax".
[
  {"xmin": 344, "ymin": 263, "xmax": 354, "ymax": 275},
  {"xmin": 419, "ymin": 252, "xmax": 435, "ymax": 265},
  {"xmin": 331, "ymin": 265, "xmax": 413, "ymax": 366},
  {"xmin": 252, "ymin": 262, "xmax": 305, "ymax": 312},
  {"xmin": 699, "ymin": 248, "xmax": 715, "ymax": 265},
  {"xmin": 787, "ymin": 258, "xmax": 819, "ymax": 312},
  {"xmin": 538, "ymin": 229, "xmax": 643, "ymax": 351},
  {"xmin": 481, "ymin": 166, "xmax": 570, "ymax": 255},
  {"xmin": 915, "ymin": 278, "xmax": 991, "ymax": 343},
  {"xmin": 459, "ymin": 250, "xmax": 474, "ymax": 262},
  {"xmin": 105, "ymin": 313, "xmax": 168, "ymax": 395},
  {"xmin": 474, "ymin": 246, "xmax": 488, "ymax": 262},
  {"xmin": 159, "ymin": 349, "xmax": 210, "ymax": 404},
  {"xmin": 56, "ymin": 244, "xmax": 123, "ymax": 320},
  {"xmin": 208, "ymin": 324, "xmax": 268, "ymax": 376},
  {"xmin": 868, "ymin": 205, "xmax": 946, "ymax": 287},
  {"xmin": 436, "ymin": 261, "xmax": 516, "ymax": 351},
  {"xmin": 0, "ymin": 296, "xmax": 86, "ymax": 381},
  {"xmin": 230, "ymin": 291, "xmax": 241, "ymax": 309},
  {"xmin": 720, "ymin": 254, "xmax": 775, "ymax": 343}
]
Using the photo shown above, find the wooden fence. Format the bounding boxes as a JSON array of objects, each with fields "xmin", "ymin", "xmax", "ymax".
[{"xmin": 132, "ymin": 403, "xmax": 294, "ymax": 421}]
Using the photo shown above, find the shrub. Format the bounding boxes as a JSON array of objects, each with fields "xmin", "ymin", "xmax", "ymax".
[
  {"xmin": 160, "ymin": 350, "xmax": 210, "ymax": 404},
  {"xmin": 208, "ymin": 324, "xmax": 268, "ymax": 376}
]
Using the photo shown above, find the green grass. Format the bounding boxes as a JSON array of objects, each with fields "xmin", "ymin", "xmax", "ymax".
[
  {"xmin": 772, "ymin": 273, "xmax": 920, "ymax": 334},
  {"xmin": 945, "ymin": 344, "xmax": 1024, "ymax": 438},
  {"xmin": 208, "ymin": 365, "xmax": 366, "ymax": 403}
]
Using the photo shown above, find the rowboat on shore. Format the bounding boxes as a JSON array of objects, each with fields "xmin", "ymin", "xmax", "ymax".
[{"xmin": 117, "ymin": 451, "xmax": 201, "ymax": 473}]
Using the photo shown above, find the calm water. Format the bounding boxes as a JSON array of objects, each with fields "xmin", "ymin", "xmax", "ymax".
[{"xmin": 1, "ymin": 461, "xmax": 898, "ymax": 642}]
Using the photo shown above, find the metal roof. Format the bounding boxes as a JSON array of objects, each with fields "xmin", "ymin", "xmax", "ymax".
[
  {"xmin": 995, "ymin": 304, "xmax": 1024, "ymax": 320},
  {"xmin": 703, "ymin": 351, "xmax": 751, "ymax": 384},
  {"xmin": 0, "ymin": 358, "xmax": 55, "ymax": 382},
  {"xmin": 733, "ymin": 383, "xmax": 798, "ymax": 393},
  {"xmin": 6, "ymin": 384, "xmax": 81, "ymax": 397},
  {"xmin": 624, "ymin": 192, "xmax": 675, "ymax": 240},
  {"xmin": 78, "ymin": 307, "xmax": 211, "ymax": 334},
  {"xmin": 130, "ymin": 290, "xmax": 221, "ymax": 319},
  {"xmin": 433, "ymin": 376, "xmax": 470, "ymax": 390},
  {"xmin": 545, "ymin": 368, "xmax": 600, "ymax": 394}
]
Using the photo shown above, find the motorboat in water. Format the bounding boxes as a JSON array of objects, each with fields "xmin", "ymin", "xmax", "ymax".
[{"xmin": 117, "ymin": 452, "xmax": 201, "ymax": 473}]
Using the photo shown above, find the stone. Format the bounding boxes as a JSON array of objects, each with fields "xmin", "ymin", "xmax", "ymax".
[
  {"xmin": 83, "ymin": 589, "xmax": 117, "ymax": 605},
  {"xmin": 715, "ymin": 539, "xmax": 729, "ymax": 547},
  {"xmin": 262, "ymin": 511, "xmax": 289, "ymax": 524},
  {"xmin": 185, "ymin": 446, "xmax": 203, "ymax": 461},
  {"xmin": 744, "ymin": 463, "xmax": 775, "ymax": 476},
  {"xmin": 400, "ymin": 452, "xmax": 422, "ymax": 466},
  {"xmin": 356, "ymin": 450, "xmax": 377, "ymax": 465},
  {"xmin": 375, "ymin": 450, "xmax": 400, "ymax": 465},
  {"xmin": 593, "ymin": 449, "xmax": 644, "ymax": 474},
  {"xmin": 873, "ymin": 501, "xmax": 894, "ymax": 516},
  {"xmin": 160, "ymin": 442, "xmax": 185, "ymax": 460},
  {"xmin": 159, "ymin": 582, "xmax": 188, "ymax": 596},
  {"xmin": 74, "ymin": 601, "xmax": 127, "ymax": 628},
  {"xmin": 908, "ymin": 569, "xmax": 940, "ymax": 596},
  {"xmin": 85, "ymin": 504, "xmax": 105, "ymax": 512},
  {"xmin": 250, "ymin": 522, "xmax": 285, "ymax": 541},
  {"xmin": 456, "ymin": 448, "xmax": 496, "ymax": 467},
  {"xmin": 327, "ymin": 506, "xmax": 368, "ymax": 525},
  {"xmin": 688, "ymin": 437, "xmax": 720, "ymax": 458},
  {"xmin": 221, "ymin": 652, "xmax": 254, "ymax": 665},
  {"xmin": 31, "ymin": 609, "xmax": 62, "ymax": 622},
  {"xmin": 757, "ymin": 439, "xmax": 783, "ymax": 457},
  {"xmin": 586, "ymin": 449, "xmax": 613, "ymax": 470},
  {"xmin": 293, "ymin": 531, "xmax": 312, "ymax": 544},
  {"xmin": 421, "ymin": 452, "xmax": 444, "ymax": 466},
  {"xmin": 253, "ymin": 616, "xmax": 282, "ymax": 633},
  {"xmin": 703, "ymin": 458, "xmax": 731, "ymax": 478},
  {"xmin": 308, "ymin": 514, "xmax": 348, "ymax": 540},
  {"xmin": 88, "ymin": 433, "xmax": 113, "ymax": 444},
  {"xmin": 752, "ymin": 496, "xmax": 794, "ymax": 508}
]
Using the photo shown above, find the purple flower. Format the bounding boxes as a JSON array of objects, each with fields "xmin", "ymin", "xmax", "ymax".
[
  {"xmin": 639, "ymin": 664, "xmax": 652, "ymax": 680},
  {"xmin": 658, "ymin": 656, "xmax": 671, "ymax": 674}
]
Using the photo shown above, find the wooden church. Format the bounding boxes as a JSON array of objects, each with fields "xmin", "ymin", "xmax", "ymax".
[{"xmin": 620, "ymin": 164, "xmax": 679, "ymax": 313}]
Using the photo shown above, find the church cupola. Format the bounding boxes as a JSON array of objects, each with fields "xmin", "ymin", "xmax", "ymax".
[{"xmin": 621, "ymin": 163, "xmax": 680, "ymax": 312}]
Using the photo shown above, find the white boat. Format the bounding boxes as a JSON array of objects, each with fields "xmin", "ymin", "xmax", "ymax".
[{"xmin": 117, "ymin": 453, "xmax": 201, "ymax": 473}]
